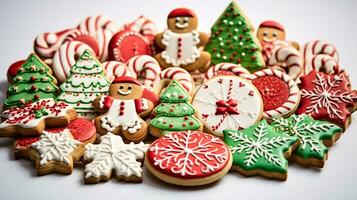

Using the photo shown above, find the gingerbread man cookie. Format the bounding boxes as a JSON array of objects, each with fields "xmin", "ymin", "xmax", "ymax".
[
  {"xmin": 93, "ymin": 76, "xmax": 154, "ymax": 142},
  {"xmin": 154, "ymin": 8, "xmax": 211, "ymax": 71}
]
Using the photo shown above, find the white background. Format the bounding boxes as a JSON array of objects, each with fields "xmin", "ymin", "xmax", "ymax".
[{"xmin": 0, "ymin": 0, "xmax": 356, "ymax": 199}]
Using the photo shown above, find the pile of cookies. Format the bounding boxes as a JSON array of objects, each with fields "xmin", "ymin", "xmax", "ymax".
[{"xmin": 1, "ymin": 1, "xmax": 356, "ymax": 185}]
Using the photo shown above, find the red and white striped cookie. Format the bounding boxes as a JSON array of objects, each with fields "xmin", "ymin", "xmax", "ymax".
[
  {"xmin": 77, "ymin": 15, "xmax": 118, "ymax": 61},
  {"xmin": 102, "ymin": 61, "xmax": 134, "ymax": 81},
  {"xmin": 204, "ymin": 62, "xmax": 252, "ymax": 82},
  {"xmin": 52, "ymin": 41, "xmax": 95, "ymax": 82},
  {"xmin": 303, "ymin": 54, "xmax": 341, "ymax": 75},
  {"xmin": 34, "ymin": 28, "xmax": 76, "ymax": 59},
  {"xmin": 124, "ymin": 16, "xmax": 158, "ymax": 39},
  {"xmin": 159, "ymin": 67, "xmax": 195, "ymax": 95},
  {"xmin": 267, "ymin": 41, "xmax": 302, "ymax": 80},
  {"xmin": 127, "ymin": 55, "xmax": 161, "ymax": 89},
  {"xmin": 301, "ymin": 40, "xmax": 339, "ymax": 70},
  {"xmin": 250, "ymin": 69, "xmax": 300, "ymax": 119},
  {"xmin": 63, "ymin": 29, "xmax": 100, "ymax": 57}
]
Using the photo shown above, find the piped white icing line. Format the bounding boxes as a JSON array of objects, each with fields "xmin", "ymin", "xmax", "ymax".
[
  {"xmin": 204, "ymin": 62, "xmax": 252, "ymax": 82},
  {"xmin": 159, "ymin": 67, "xmax": 194, "ymax": 94},
  {"xmin": 84, "ymin": 132, "xmax": 149, "ymax": 179},
  {"xmin": 102, "ymin": 61, "xmax": 134, "ymax": 81},
  {"xmin": 31, "ymin": 129, "xmax": 81, "ymax": 165}
]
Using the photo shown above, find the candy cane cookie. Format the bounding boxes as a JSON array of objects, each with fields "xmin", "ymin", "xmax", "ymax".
[
  {"xmin": 301, "ymin": 40, "xmax": 339, "ymax": 67},
  {"xmin": 126, "ymin": 55, "xmax": 161, "ymax": 89},
  {"xmin": 204, "ymin": 62, "xmax": 252, "ymax": 82},
  {"xmin": 157, "ymin": 67, "xmax": 195, "ymax": 96},
  {"xmin": 77, "ymin": 15, "xmax": 118, "ymax": 61},
  {"xmin": 102, "ymin": 61, "xmax": 134, "ymax": 81},
  {"xmin": 52, "ymin": 41, "xmax": 95, "ymax": 82},
  {"xmin": 34, "ymin": 28, "xmax": 76, "ymax": 59},
  {"xmin": 125, "ymin": 16, "xmax": 158, "ymax": 38},
  {"xmin": 249, "ymin": 69, "xmax": 300, "ymax": 119},
  {"xmin": 63, "ymin": 29, "xmax": 100, "ymax": 57},
  {"xmin": 303, "ymin": 53, "xmax": 341, "ymax": 75},
  {"xmin": 267, "ymin": 41, "xmax": 302, "ymax": 80}
]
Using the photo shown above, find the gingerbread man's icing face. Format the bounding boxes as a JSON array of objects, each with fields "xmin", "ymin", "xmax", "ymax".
[
  {"xmin": 109, "ymin": 83, "xmax": 143, "ymax": 100},
  {"xmin": 167, "ymin": 8, "xmax": 198, "ymax": 33},
  {"xmin": 257, "ymin": 27, "xmax": 285, "ymax": 44}
]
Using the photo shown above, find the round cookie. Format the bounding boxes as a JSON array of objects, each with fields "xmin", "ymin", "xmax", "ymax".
[
  {"xmin": 14, "ymin": 118, "xmax": 96, "ymax": 160},
  {"xmin": 249, "ymin": 69, "xmax": 300, "ymax": 119},
  {"xmin": 145, "ymin": 130, "xmax": 232, "ymax": 186},
  {"xmin": 204, "ymin": 62, "xmax": 252, "ymax": 82},
  {"xmin": 192, "ymin": 76, "xmax": 263, "ymax": 137}
]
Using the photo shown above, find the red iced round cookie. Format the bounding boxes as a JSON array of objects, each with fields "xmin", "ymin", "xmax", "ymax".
[
  {"xmin": 14, "ymin": 118, "xmax": 96, "ymax": 159},
  {"xmin": 7, "ymin": 60, "xmax": 25, "ymax": 82},
  {"xmin": 145, "ymin": 130, "xmax": 232, "ymax": 186},
  {"xmin": 250, "ymin": 69, "xmax": 300, "ymax": 119},
  {"xmin": 108, "ymin": 29, "xmax": 153, "ymax": 63}
]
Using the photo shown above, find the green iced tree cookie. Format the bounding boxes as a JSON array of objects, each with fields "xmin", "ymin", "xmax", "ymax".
[
  {"xmin": 56, "ymin": 50, "xmax": 110, "ymax": 119},
  {"xmin": 4, "ymin": 54, "xmax": 59, "ymax": 108},
  {"xmin": 150, "ymin": 80, "xmax": 202, "ymax": 135},
  {"xmin": 223, "ymin": 120, "xmax": 298, "ymax": 181},
  {"xmin": 204, "ymin": 1, "xmax": 265, "ymax": 72},
  {"xmin": 270, "ymin": 114, "xmax": 342, "ymax": 168}
]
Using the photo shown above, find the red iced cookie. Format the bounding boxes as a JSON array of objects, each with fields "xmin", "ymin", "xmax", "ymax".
[
  {"xmin": 108, "ymin": 29, "xmax": 153, "ymax": 63},
  {"xmin": 7, "ymin": 60, "xmax": 25, "ymax": 83},
  {"xmin": 14, "ymin": 118, "xmax": 96, "ymax": 159},
  {"xmin": 145, "ymin": 130, "xmax": 232, "ymax": 186},
  {"xmin": 250, "ymin": 69, "xmax": 300, "ymax": 119},
  {"xmin": 296, "ymin": 70, "xmax": 357, "ymax": 129}
]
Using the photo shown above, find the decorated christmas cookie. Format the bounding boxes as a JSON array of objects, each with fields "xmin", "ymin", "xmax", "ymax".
[
  {"xmin": 121, "ymin": 15, "xmax": 158, "ymax": 40},
  {"xmin": 14, "ymin": 118, "xmax": 96, "ymax": 160},
  {"xmin": 93, "ymin": 76, "xmax": 154, "ymax": 142},
  {"xmin": 145, "ymin": 130, "xmax": 232, "ymax": 186},
  {"xmin": 0, "ymin": 98, "xmax": 77, "ymax": 137},
  {"xmin": 303, "ymin": 54, "xmax": 341, "ymax": 75},
  {"xmin": 204, "ymin": 2, "xmax": 265, "ymax": 72},
  {"xmin": 63, "ymin": 29, "xmax": 100, "ymax": 57},
  {"xmin": 150, "ymin": 80, "xmax": 202, "ymax": 137},
  {"xmin": 83, "ymin": 132, "xmax": 149, "ymax": 183},
  {"xmin": 56, "ymin": 50, "xmax": 110, "ymax": 119},
  {"xmin": 109, "ymin": 29, "xmax": 153, "ymax": 63},
  {"xmin": 102, "ymin": 61, "xmax": 134, "ymax": 81},
  {"xmin": 296, "ymin": 71, "xmax": 357, "ymax": 129},
  {"xmin": 28, "ymin": 129, "xmax": 83, "ymax": 175},
  {"xmin": 203, "ymin": 62, "xmax": 252, "ymax": 82},
  {"xmin": 4, "ymin": 54, "xmax": 59, "ymax": 108},
  {"xmin": 158, "ymin": 67, "xmax": 195, "ymax": 96},
  {"xmin": 192, "ymin": 76, "xmax": 263, "ymax": 137},
  {"xmin": 223, "ymin": 120, "xmax": 299, "ymax": 181},
  {"xmin": 127, "ymin": 55, "xmax": 161, "ymax": 89},
  {"xmin": 271, "ymin": 114, "xmax": 343, "ymax": 168},
  {"xmin": 250, "ymin": 69, "xmax": 300, "ymax": 119},
  {"xmin": 154, "ymin": 8, "xmax": 211, "ymax": 71},
  {"xmin": 7, "ymin": 60, "xmax": 25, "ymax": 83}
]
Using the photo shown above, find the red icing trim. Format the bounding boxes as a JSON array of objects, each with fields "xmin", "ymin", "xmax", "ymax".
[
  {"xmin": 103, "ymin": 95, "xmax": 114, "ymax": 110},
  {"xmin": 7, "ymin": 60, "xmax": 25, "ymax": 82},
  {"xmin": 259, "ymin": 20, "xmax": 285, "ymax": 32},
  {"xmin": 134, "ymin": 98, "xmax": 142, "ymax": 113},
  {"xmin": 112, "ymin": 76, "xmax": 141, "ymax": 85},
  {"xmin": 147, "ymin": 131, "xmax": 230, "ymax": 179},
  {"xmin": 168, "ymin": 8, "xmax": 195, "ymax": 18},
  {"xmin": 142, "ymin": 88, "xmax": 159, "ymax": 106}
]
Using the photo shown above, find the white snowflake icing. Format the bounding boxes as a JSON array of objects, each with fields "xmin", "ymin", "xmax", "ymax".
[
  {"xmin": 84, "ymin": 132, "xmax": 149, "ymax": 179},
  {"xmin": 149, "ymin": 131, "xmax": 229, "ymax": 176},
  {"xmin": 301, "ymin": 73, "xmax": 356, "ymax": 120},
  {"xmin": 227, "ymin": 122, "xmax": 291, "ymax": 167},
  {"xmin": 271, "ymin": 115, "xmax": 338, "ymax": 153},
  {"xmin": 31, "ymin": 129, "xmax": 80, "ymax": 165}
]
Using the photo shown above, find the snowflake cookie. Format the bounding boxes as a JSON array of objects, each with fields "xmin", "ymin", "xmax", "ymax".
[
  {"xmin": 29, "ymin": 129, "xmax": 83, "ymax": 175},
  {"xmin": 223, "ymin": 120, "xmax": 299, "ymax": 181},
  {"xmin": 83, "ymin": 132, "xmax": 149, "ymax": 184},
  {"xmin": 296, "ymin": 71, "xmax": 357, "ymax": 129},
  {"xmin": 192, "ymin": 76, "xmax": 263, "ymax": 137},
  {"xmin": 271, "ymin": 114, "xmax": 342, "ymax": 168},
  {"xmin": 145, "ymin": 130, "xmax": 232, "ymax": 186},
  {"xmin": 0, "ymin": 98, "xmax": 77, "ymax": 137}
]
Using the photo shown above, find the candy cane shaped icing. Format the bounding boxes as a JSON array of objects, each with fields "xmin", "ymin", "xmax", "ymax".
[
  {"xmin": 63, "ymin": 29, "xmax": 100, "ymax": 57},
  {"xmin": 303, "ymin": 54, "xmax": 340, "ymax": 75},
  {"xmin": 102, "ymin": 61, "xmax": 134, "ymax": 81},
  {"xmin": 204, "ymin": 62, "xmax": 252, "ymax": 82},
  {"xmin": 127, "ymin": 16, "xmax": 157, "ymax": 37},
  {"xmin": 127, "ymin": 55, "xmax": 161, "ymax": 89},
  {"xmin": 250, "ymin": 69, "xmax": 300, "ymax": 119},
  {"xmin": 52, "ymin": 41, "xmax": 94, "ymax": 82},
  {"xmin": 159, "ymin": 67, "xmax": 194, "ymax": 94},
  {"xmin": 267, "ymin": 41, "xmax": 302, "ymax": 80},
  {"xmin": 301, "ymin": 40, "xmax": 339, "ymax": 74},
  {"xmin": 77, "ymin": 15, "xmax": 118, "ymax": 61},
  {"xmin": 34, "ymin": 29, "xmax": 76, "ymax": 59}
]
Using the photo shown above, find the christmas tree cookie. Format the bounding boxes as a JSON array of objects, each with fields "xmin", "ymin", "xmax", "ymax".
[
  {"xmin": 56, "ymin": 50, "xmax": 110, "ymax": 119},
  {"xmin": 223, "ymin": 120, "xmax": 299, "ymax": 181},
  {"xmin": 149, "ymin": 80, "xmax": 202, "ymax": 137},
  {"xmin": 4, "ymin": 54, "xmax": 59, "ymax": 108},
  {"xmin": 204, "ymin": 1, "xmax": 265, "ymax": 72},
  {"xmin": 270, "ymin": 114, "xmax": 342, "ymax": 168}
]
